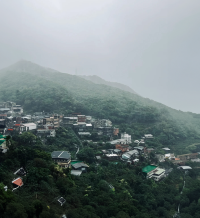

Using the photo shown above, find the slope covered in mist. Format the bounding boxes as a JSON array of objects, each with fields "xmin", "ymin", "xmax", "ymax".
[
  {"xmin": 0, "ymin": 60, "xmax": 198, "ymax": 121},
  {"xmin": 79, "ymin": 75, "xmax": 139, "ymax": 95},
  {"xmin": 1, "ymin": 60, "xmax": 200, "ymax": 154}
]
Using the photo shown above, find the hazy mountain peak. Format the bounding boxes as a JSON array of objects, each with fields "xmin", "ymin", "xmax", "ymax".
[
  {"xmin": 79, "ymin": 75, "xmax": 139, "ymax": 95},
  {"xmin": 1, "ymin": 60, "xmax": 63, "ymax": 76},
  {"xmin": 3, "ymin": 60, "xmax": 45, "ymax": 73}
]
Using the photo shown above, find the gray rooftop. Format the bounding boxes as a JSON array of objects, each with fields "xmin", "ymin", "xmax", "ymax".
[
  {"xmin": 71, "ymin": 170, "xmax": 82, "ymax": 176},
  {"xmin": 178, "ymin": 166, "xmax": 192, "ymax": 170},
  {"xmin": 109, "ymin": 139, "xmax": 126, "ymax": 144},
  {"xmin": 0, "ymin": 108, "xmax": 10, "ymax": 111},
  {"xmin": 72, "ymin": 162, "xmax": 89, "ymax": 169},
  {"xmin": 51, "ymin": 151, "xmax": 71, "ymax": 159},
  {"xmin": 114, "ymin": 149, "xmax": 121, "ymax": 153},
  {"xmin": 134, "ymin": 146, "xmax": 144, "ymax": 150}
]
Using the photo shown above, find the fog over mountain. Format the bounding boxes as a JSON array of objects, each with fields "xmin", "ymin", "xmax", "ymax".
[
  {"xmin": 0, "ymin": 0, "xmax": 200, "ymax": 112},
  {"xmin": 79, "ymin": 75, "xmax": 139, "ymax": 95}
]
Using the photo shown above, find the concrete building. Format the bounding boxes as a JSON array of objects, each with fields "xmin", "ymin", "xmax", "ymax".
[
  {"xmin": 63, "ymin": 117, "xmax": 78, "ymax": 125},
  {"xmin": 20, "ymin": 123, "xmax": 37, "ymax": 132},
  {"xmin": 43, "ymin": 117, "xmax": 60, "ymax": 129},
  {"xmin": 142, "ymin": 165, "xmax": 165, "ymax": 181},
  {"xmin": 113, "ymin": 128, "xmax": 119, "ymax": 136},
  {"xmin": 12, "ymin": 105, "xmax": 23, "ymax": 114},
  {"xmin": 77, "ymin": 115, "xmax": 86, "ymax": 123},
  {"xmin": 121, "ymin": 132, "xmax": 131, "ymax": 144}
]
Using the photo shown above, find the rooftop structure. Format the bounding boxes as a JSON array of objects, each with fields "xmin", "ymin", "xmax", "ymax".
[
  {"xmin": 51, "ymin": 151, "xmax": 71, "ymax": 168},
  {"xmin": 71, "ymin": 162, "xmax": 89, "ymax": 171},
  {"xmin": 21, "ymin": 123, "xmax": 37, "ymax": 131},
  {"xmin": 144, "ymin": 134, "xmax": 153, "ymax": 139},
  {"xmin": 12, "ymin": 177, "xmax": 23, "ymax": 191},
  {"xmin": 58, "ymin": 197, "xmax": 66, "ymax": 206},
  {"xmin": 78, "ymin": 132, "xmax": 91, "ymax": 136},
  {"xmin": 178, "ymin": 166, "xmax": 192, "ymax": 170},
  {"xmin": 77, "ymin": 115, "xmax": 86, "ymax": 122},
  {"xmin": 14, "ymin": 168, "xmax": 26, "ymax": 176},
  {"xmin": 71, "ymin": 170, "xmax": 82, "ymax": 176},
  {"xmin": 105, "ymin": 154, "xmax": 118, "ymax": 157},
  {"xmin": 51, "ymin": 151, "xmax": 71, "ymax": 160},
  {"xmin": 142, "ymin": 165, "xmax": 165, "ymax": 181},
  {"xmin": 134, "ymin": 146, "xmax": 144, "ymax": 151},
  {"xmin": 151, "ymin": 168, "xmax": 165, "ymax": 181},
  {"xmin": 122, "ymin": 149, "xmax": 138, "ymax": 160},
  {"xmin": 142, "ymin": 165, "xmax": 157, "ymax": 174},
  {"xmin": 110, "ymin": 139, "xmax": 127, "ymax": 145},
  {"xmin": 162, "ymin": 148, "xmax": 170, "ymax": 151},
  {"xmin": 165, "ymin": 153, "xmax": 175, "ymax": 159}
]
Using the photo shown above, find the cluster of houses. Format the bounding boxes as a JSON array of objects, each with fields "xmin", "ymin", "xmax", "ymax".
[
  {"xmin": 63, "ymin": 114, "xmax": 119, "ymax": 137},
  {"xmin": 0, "ymin": 102, "xmax": 120, "ymax": 141},
  {"xmin": 1, "ymin": 101, "xmax": 199, "ymax": 183},
  {"xmin": 99, "ymin": 133, "xmax": 153, "ymax": 163},
  {"xmin": 0, "ymin": 102, "xmax": 62, "ymax": 138}
]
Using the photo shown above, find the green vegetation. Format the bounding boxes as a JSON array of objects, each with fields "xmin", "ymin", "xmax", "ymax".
[
  {"xmin": 1, "ymin": 61, "xmax": 200, "ymax": 217},
  {"xmin": 1, "ymin": 130, "xmax": 200, "ymax": 217}
]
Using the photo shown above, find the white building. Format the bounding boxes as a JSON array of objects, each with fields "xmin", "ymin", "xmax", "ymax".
[
  {"xmin": 20, "ymin": 123, "xmax": 37, "ymax": 132},
  {"xmin": 144, "ymin": 134, "xmax": 153, "ymax": 139},
  {"xmin": 150, "ymin": 168, "xmax": 165, "ymax": 181},
  {"xmin": 165, "ymin": 153, "xmax": 175, "ymax": 160},
  {"xmin": 121, "ymin": 132, "xmax": 131, "ymax": 144}
]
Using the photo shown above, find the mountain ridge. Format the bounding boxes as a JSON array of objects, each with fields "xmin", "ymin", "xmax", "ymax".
[
  {"xmin": 79, "ymin": 75, "xmax": 139, "ymax": 95},
  {"xmin": 0, "ymin": 60, "xmax": 200, "ymax": 124}
]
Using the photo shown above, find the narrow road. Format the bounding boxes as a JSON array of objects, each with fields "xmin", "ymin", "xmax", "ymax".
[
  {"xmin": 76, "ymin": 146, "xmax": 79, "ymax": 155},
  {"xmin": 75, "ymin": 146, "xmax": 79, "ymax": 159},
  {"xmin": 176, "ymin": 171, "xmax": 186, "ymax": 216}
]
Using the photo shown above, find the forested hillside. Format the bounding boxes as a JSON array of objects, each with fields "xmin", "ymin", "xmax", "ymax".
[
  {"xmin": 79, "ymin": 75, "xmax": 138, "ymax": 95},
  {"xmin": 1, "ymin": 60, "xmax": 200, "ymax": 154},
  {"xmin": 1, "ymin": 129, "xmax": 200, "ymax": 218},
  {"xmin": 1, "ymin": 61, "xmax": 200, "ymax": 217}
]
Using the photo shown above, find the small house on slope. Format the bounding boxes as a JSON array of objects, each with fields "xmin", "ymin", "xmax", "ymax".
[{"xmin": 51, "ymin": 151, "xmax": 71, "ymax": 168}]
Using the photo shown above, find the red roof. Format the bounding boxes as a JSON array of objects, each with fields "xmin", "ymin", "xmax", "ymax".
[
  {"xmin": 15, "ymin": 124, "xmax": 20, "ymax": 126},
  {"xmin": 12, "ymin": 178, "xmax": 23, "ymax": 186}
]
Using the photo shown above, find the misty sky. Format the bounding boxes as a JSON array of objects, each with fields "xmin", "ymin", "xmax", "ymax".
[{"xmin": 0, "ymin": 0, "xmax": 200, "ymax": 113}]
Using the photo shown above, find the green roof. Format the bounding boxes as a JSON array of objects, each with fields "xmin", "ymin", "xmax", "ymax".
[
  {"xmin": 0, "ymin": 134, "xmax": 5, "ymax": 139},
  {"xmin": 142, "ymin": 165, "xmax": 157, "ymax": 174},
  {"xmin": 71, "ymin": 161, "xmax": 83, "ymax": 165}
]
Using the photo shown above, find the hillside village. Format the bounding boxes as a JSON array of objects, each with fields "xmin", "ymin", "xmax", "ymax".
[{"xmin": 0, "ymin": 101, "xmax": 198, "ymax": 183}]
